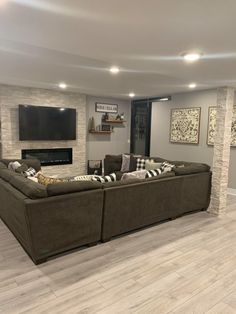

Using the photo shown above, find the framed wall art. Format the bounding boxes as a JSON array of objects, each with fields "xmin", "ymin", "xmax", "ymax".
[
  {"xmin": 170, "ymin": 107, "xmax": 201, "ymax": 144},
  {"xmin": 207, "ymin": 106, "xmax": 236, "ymax": 146},
  {"xmin": 95, "ymin": 102, "xmax": 118, "ymax": 113}
]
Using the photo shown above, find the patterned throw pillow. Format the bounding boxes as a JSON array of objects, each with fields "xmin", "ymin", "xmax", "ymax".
[
  {"xmin": 37, "ymin": 173, "xmax": 69, "ymax": 186},
  {"xmin": 145, "ymin": 169, "xmax": 163, "ymax": 178},
  {"xmin": 160, "ymin": 162, "xmax": 175, "ymax": 173},
  {"xmin": 121, "ymin": 154, "xmax": 130, "ymax": 172},
  {"xmin": 70, "ymin": 175, "xmax": 95, "ymax": 181},
  {"xmin": 92, "ymin": 173, "xmax": 116, "ymax": 183},
  {"xmin": 136, "ymin": 158, "xmax": 147, "ymax": 171},
  {"xmin": 24, "ymin": 167, "xmax": 37, "ymax": 177}
]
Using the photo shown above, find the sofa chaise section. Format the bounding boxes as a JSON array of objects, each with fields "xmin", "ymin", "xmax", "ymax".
[{"xmin": 0, "ymin": 160, "xmax": 104, "ymax": 264}]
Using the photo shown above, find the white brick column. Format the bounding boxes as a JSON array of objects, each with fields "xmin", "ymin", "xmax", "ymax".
[{"xmin": 208, "ymin": 87, "xmax": 235, "ymax": 215}]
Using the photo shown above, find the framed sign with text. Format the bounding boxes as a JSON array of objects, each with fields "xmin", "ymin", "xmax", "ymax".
[{"xmin": 95, "ymin": 102, "xmax": 118, "ymax": 113}]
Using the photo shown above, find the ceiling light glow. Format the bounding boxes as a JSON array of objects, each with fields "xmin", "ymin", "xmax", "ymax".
[
  {"xmin": 159, "ymin": 97, "xmax": 169, "ymax": 101},
  {"xmin": 189, "ymin": 83, "xmax": 197, "ymax": 89},
  {"xmin": 129, "ymin": 93, "xmax": 135, "ymax": 98},
  {"xmin": 110, "ymin": 66, "xmax": 120, "ymax": 74},
  {"xmin": 183, "ymin": 53, "xmax": 201, "ymax": 62},
  {"xmin": 0, "ymin": 0, "xmax": 8, "ymax": 6},
  {"xmin": 59, "ymin": 82, "xmax": 67, "ymax": 89}
]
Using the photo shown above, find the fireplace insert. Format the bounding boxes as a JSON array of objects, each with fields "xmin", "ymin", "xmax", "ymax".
[{"xmin": 21, "ymin": 148, "xmax": 73, "ymax": 166}]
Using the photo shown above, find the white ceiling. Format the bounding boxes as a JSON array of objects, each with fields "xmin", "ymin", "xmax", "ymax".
[{"xmin": 0, "ymin": 0, "xmax": 236, "ymax": 99}]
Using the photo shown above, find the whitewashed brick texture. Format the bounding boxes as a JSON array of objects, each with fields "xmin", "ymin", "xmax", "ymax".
[
  {"xmin": 0, "ymin": 84, "xmax": 86, "ymax": 176},
  {"xmin": 208, "ymin": 87, "xmax": 234, "ymax": 215}
]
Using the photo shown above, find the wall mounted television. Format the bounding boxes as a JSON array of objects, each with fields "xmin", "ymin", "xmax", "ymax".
[{"xmin": 19, "ymin": 105, "xmax": 76, "ymax": 141}]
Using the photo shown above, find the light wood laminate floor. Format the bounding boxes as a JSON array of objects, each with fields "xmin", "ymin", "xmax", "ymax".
[{"xmin": 1, "ymin": 196, "xmax": 236, "ymax": 313}]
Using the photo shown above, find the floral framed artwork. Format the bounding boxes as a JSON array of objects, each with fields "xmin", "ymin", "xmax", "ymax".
[
  {"xmin": 207, "ymin": 106, "xmax": 236, "ymax": 146},
  {"xmin": 170, "ymin": 107, "xmax": 201, "ymax": 144}
]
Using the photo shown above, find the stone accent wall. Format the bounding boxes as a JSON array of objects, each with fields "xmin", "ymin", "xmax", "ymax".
[
  {"xmin": 0, "ymin": 84, "xmax": 86, "ymax": 177},
  {"xmin": 208, "ymin": 87, "xmax": 235, "ymax": 215}
]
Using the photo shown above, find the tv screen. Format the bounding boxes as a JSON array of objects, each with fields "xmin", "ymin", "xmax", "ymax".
[{"xmin": 19, "ymin": 105, "xmax": 76, "ymax": 141}]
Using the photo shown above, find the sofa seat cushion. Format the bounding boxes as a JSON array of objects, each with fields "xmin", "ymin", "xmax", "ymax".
[
  {"xmin": 47, "ymin": 181, "xmax": 102, "ymax": 196},
  {"xmin": 9, "ymin": 175, "xmax": 47, "ymax": 199}
]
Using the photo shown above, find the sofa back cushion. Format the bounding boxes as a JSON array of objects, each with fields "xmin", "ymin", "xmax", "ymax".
[
  {"xmin": 104, "ymin": 155, "xmax": 122, "ymax": 175},
  {"xmin": 1, "ymin": 159, "xmax": 41, "ymax": 172},
  {"xmin": 9, "ymin": 174, "xmax": 47, "ymax": 199},
  {"xmin": 173, "ymin": 162, "xmax": 210, "ymax": 176},
  {"xmin": 0, "ymin": 162, "xmax": 7, "ymax": 169},
  {"xmin": 0, "ymin": 168, "xmax": 16, "ymax": 182},
  {"xmin": 47, "ymin": 181, "xmax": 102, "ymax": 196}
]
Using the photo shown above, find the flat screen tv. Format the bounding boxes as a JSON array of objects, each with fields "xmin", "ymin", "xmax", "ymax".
[{"xmin": 19, "ymin": 105, "xmax": 76, "ymax": 141}]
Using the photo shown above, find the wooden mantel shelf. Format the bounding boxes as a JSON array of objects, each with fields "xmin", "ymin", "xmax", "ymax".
[
  {"xmin": 103, "ymin": 120, "xmax": 126, "ymax": 124},
  {"xmin": 89, "ymin": 130, "xmax": 112, "ymax": 134}
]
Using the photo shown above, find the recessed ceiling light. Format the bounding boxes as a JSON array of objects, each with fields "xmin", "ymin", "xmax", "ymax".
[
  {"xmin": 159, "ymin": 97, "xmax": 169, "ymax": 101},
  {"xmin": 59, "ymin": 82, "xmax": 67, "ymax": 89},
  {"xmin": 183, "ymin": 53, "xmax": 201, "ymax": 62},
  {"xmin": 189, "ymin": 83, "xmax": 197, "ymax": 89},
  {"xmin": 109, "ymin": 66, "xmax": 120, "ymax": 74},
  {"xmin": 129, "ymin": 92, "xmax": 135, "ymax": 98}
]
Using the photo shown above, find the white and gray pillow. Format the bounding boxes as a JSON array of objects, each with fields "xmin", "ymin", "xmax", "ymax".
[
  {"xmin": 145, "ymin": 160, "xmax": 162, "ymax": 171},
  {"xmin": 121, "ymin": 170, "xmax": 147, "ymax": 180},
  {"xmin": 121, "ymin": 154, "xmax": 130, "ymax": 172}
]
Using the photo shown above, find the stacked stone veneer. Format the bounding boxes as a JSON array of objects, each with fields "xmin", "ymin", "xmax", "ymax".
[
  {"xmin": 0, "ymin": 84, "xmax": 86, "ymax": 177},
  {"xmin": 208, "ymin": 87, "xmax": 235, "ymax": 215}
]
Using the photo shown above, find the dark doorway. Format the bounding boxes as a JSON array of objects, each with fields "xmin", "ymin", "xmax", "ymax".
[
  {"xmin": 130, "ymin": 96, "xmax": 171, "ymax": 156},
  {"xmin": 130, "ymin": 99, "xmax": 152, "ymax": 156}
]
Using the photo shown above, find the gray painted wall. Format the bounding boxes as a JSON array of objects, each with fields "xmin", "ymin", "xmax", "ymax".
[
  {"xmin": 86, "ymin": 96, "xmax": 131, "ymax": 160},
  {"xmin": 150, "ymin": 89, "xmax": 236, "ymax": 188}
]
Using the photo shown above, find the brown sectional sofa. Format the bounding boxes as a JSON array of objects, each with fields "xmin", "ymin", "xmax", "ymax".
[
  {"xmin": 0, "ymin": 159, "xmax": 104, "ymax": 264},
  {"xmin": 0, "ymin": 157, "xmax": 212, "ymax": 264},
  {"xmin": 102, "ymin": 155, "xmax": 211, "ymax": 241}
]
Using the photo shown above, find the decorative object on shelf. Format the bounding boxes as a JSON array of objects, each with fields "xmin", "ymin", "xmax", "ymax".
[
  {"xmin": 101, "ymin": 124, "xmax": 112, "ymax": 132},
  {"xmin": 88, "ymin": 116, "xmax": 95, "ymax": 132},
  {"xmin": 95, "ymin": 102, "xmax": 118, "ymax": 113},
  {"xmin": 102, "ymin": 112, "xmax": 126, "ymax": 124},
  {"xmin": 207, "ymin": 106, "xmax": 236, "ymax": 146},
  {"xmin": 87, "ymin": 160, "xmax": 102, "ymax": 175},
  {"xmin": 120, "ymin": 112, "xmax": 125, "ymax": 120},
  {"xmin": 170, "ymin": 107, "xmax": 201, "ymax": 144}
]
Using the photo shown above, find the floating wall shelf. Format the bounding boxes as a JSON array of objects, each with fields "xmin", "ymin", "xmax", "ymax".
[
  {"xmin": 103, "ymin": 120, "xmax": 126, "ymax": 124},
  {"xmin": 89, "ymin": 130, "xmax": 112, "ymax": 135}
]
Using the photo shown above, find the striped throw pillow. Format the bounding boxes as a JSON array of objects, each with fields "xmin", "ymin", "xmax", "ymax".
[
  {"xmin": 24, "ymin": 167, "xmax": 37, "ymax": 177},
  {"xmin": 160, "ymin": 162, "xmax": 175, "ymax": 173},
  {"xmin": 92, "ymin": 173, "xmax": 116, "ymax": 183},
  {"xmin": 145, "ymin": 168, "xmax": 163, "ymax": 178}
]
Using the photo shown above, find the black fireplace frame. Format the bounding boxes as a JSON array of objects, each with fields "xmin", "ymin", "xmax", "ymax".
[{"xmin": 21, "ymin": 148, "xmax": 73, "ymax": 166}]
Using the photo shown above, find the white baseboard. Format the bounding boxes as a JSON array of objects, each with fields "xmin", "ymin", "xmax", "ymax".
[{"xmin": 228, "ymin": 188, "xmax": 236, "ymax": 196}]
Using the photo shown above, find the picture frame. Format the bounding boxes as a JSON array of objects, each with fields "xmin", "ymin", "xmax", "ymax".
[
  {"xmin": 101, "ymin": 124, "xmax": 111, "ymax": 132},
  {"xmin": 170, "ymin": 107, "xmax": 201, "ymax": 144},
  {"xmin": 207, "ymin": 106, "xmax": 236, "ymax": 146},
  {"xmin": 95, "ymin": 102, "xmax": 118, "ymax": 113}
]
